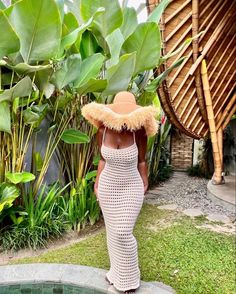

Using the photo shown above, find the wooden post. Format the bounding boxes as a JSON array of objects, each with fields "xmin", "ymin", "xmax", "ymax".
[{"xmin": 201, "ymin": 59, "xmax": 222, "ymax": 184}]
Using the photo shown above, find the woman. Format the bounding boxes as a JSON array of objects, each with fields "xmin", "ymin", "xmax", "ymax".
[{"xmin": 81, "ymin": 91, "xmax": 159, "ymax": 293}]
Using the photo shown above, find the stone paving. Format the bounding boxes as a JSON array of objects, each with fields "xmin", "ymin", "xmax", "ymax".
[
  {"xmin": 144, "ymin": 171, "xmax": 236, "ymax": 233},
  {"xmin": 0, "ymin": 264, "xmax": 176, "ymax": 294}
]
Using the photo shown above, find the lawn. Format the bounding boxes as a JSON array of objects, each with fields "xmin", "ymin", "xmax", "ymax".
[{"xmin": 9, "ymin": 204, "xmax": 235, "ymax": 294}]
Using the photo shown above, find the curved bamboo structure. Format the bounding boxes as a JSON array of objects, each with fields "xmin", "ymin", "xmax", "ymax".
[{"xmin": 147, "ymin": 0, "xmax": 236, "ymax": 183}]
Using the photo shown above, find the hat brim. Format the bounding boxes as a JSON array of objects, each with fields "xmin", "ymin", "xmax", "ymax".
[{"xmin": 81, "ymin": 102, "xmax": 160, "ymax": 137}]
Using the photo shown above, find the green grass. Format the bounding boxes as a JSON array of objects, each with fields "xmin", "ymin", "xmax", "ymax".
[{"xmin": 9, "ymin": 204, "xmax": 235, "ymax": 294}]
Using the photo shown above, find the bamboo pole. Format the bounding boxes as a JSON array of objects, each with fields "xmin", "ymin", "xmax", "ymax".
[
  {"xmin": 217, "ymin": 125, "xmax": 224, "ymax": 182},
  {"xmin": 192, "ymin": 0, "xmax": 207, "ymax": 123},
  {"xmin": 201, "ymin": 59, "xmax": 222, "ymax": 184},
  {"xmin": 217, "ymin": 113, "xmax": 223, "ymax": 166}
]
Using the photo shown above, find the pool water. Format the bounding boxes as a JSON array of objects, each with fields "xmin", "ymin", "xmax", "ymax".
[{"xmin": 0, "ymin": 282, "xmax": 106, "ymax": 294}]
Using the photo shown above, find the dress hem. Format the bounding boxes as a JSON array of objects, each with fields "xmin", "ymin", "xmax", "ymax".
[{"xmin": 106, "ymin": 272, "xmax": 140, "ymax": 292}]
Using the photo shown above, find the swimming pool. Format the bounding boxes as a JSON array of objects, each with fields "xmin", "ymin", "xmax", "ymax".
[
  {"xmin": 0, "ymin": 263, "xmax": 175, "ymax": 294},
  {"xmin": 0, "ymin": 282, "xmax": 106, "ymax": 293}
]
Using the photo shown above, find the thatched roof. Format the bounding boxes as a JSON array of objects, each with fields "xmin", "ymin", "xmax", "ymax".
[{"xmin": 147, "ymin": 0, "xmax": 236, "ymax": 139}]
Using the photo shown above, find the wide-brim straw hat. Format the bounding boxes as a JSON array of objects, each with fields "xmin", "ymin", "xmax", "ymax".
[{"xmin": 81, "ymin": 91, "xmax": 160, "ymax": 136}]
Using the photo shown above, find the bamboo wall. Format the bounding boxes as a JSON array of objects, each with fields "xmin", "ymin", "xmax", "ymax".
[
  {"xmin": 147, "ymin": 0, "xmax": 236, "ymax": 140},
  {"xmin": 147, "ymin": 0, "xmax": 236, "ymax": 175}
]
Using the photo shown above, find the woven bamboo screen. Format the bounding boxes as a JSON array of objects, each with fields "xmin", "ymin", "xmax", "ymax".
[{"xmin": 147, "ymin": 0, "xmax": 236, "ymax": 140}]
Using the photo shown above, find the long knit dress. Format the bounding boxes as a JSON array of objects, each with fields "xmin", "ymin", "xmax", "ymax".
[{"xmin": 97, "ymin": 126, "xmax": 145, "ymax": 292}]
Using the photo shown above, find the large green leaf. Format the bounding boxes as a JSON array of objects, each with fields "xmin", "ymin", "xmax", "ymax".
[
  {"xmin": 0, "ymin": 101, "xmax": 11, "ymax": 133},
  {"xmin": 0, "ymin": 183, "xmax": 20, "ymax": 213},
  {"xmin": 8, "ymin": 0, "xmax": 62, "ymax": 63},
  {"xmin": 61, "ymin": 7, "xmax": 105, "ymax": 52},
  {"xmin": 0, "ymin": 10, "xmax": 20, "ymax": 59},
  {"xmin": 145, "ymin": 56, "xmax": 186, "ymax": 92},
  {"xmin": 0, "ymin": 76, "xmax": 32, "ymax": 103},
  {"xmin": 51, "ymin": 54, "xmax": 82, "ymax": 90},
  {"xmin": 77, "ymin": 79, "xmax": 107, "ymax": 95},
  {"xmin": 80, "ymin": 30, "xmax": 100, "ymax": 59},
  {"xmin": 5, "ymin": 171, "xmax": 35, "ymax": 184},
  {"xmin": 147, "ymin": 0, "xmax": 170, "ymax": 23},
  {"xmin": 120, "ymin": 7, "xmax": 138, "ymax": 40},
  {"xmin": 74, "ymin": 53, "xmax": 105, "ymax": 88},
  {"xmin": 4, "ymin": 62, "xmax": 52, "ymax": 74},
  {"xmin": 62, "ymin": 12, "xmax": 78, "ymax": 37},
  {"xmin": 106, "ymin": 28, "xmax": 124, "ymax": 68},
  {"xmin": 55, "ymin": 0, "xmax": 64, "ymax": 21},
  {"xmin": 23, "ymin": 103, "xmax": 49, "ymax": 126},
  {"xmin": 103, "ymin": 52, "xmax": 136, "ymax": 95},
  {"xmin": 122, "ymin": 22, "xmax": 161, "ymax": 76},
  {"xmin": 80, "ymin": 0, "xmax": 123, "ymax": 37},
  {"xmin": 61, "ymin": 129, "xmax": 90, "ymax": 144},
  {"xmin": 64, "ymin": 0, "xmax": 82, "ymax": 23},
  {"xmin": 0, "ymin": 1, "xmax": 6, "ymax": 9}
]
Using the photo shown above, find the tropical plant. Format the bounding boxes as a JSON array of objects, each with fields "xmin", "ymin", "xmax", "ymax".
[
  {"xmin": 0, "ymin": 182, "xmax": 20, "ymax": 223},
  {"xmin": 0, "ymin": 0, "xmax": 203, "ymax": 251},
  {"xmin": 0, "ymin": 183, "xmax": 68, "ymax": 250},
  {"xmin": 148, "ymin": 107, "xmax": 172, "ymax": 185},
  {"xmin": 0, "ymin": 0, "xmax": 200, "ymax": 193},
  {"xmin": 59, "ymin": 170, "xmax": 100, "ymax": 232}
]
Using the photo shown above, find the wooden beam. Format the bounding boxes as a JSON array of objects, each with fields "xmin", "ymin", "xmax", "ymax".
[
  {"xmin": 175, "ymin": 76, "xmax": 195, "ymax": 109},
  {"xmin": 189, "ymin": 2, "xmax": 235, "ymax": 75},
  {"xmin": 165, "ymin": 0, "xmax": 191, "ymax": 23},
  {"xmin": 216, "ymin": 93, "xmax": 236, "ymax": 131},
  {"xmin": 208, "ymin": 34, "xmax": 235, "ymax": 73},
  {"xmin": 168, "ymin": 25, "xmax": 192, "ymax": 56},
  {"xmin": 182, "ymin": 91, "xmax": 197, "ymax": 122},
  {"xmin": 169, "ymin": 51, "xmax": 192, "ymax": 87},
  {"xmin": 213, "ymin": 68, "xmax": 236, "ymax": 111},
  {"xmin": 192, "ymin": 0, "xmax": 207, "ymax": 123},
  {"xmin": 210, "ymin": 48, "xmax": 236, "ymax": 89},
  {"xmin": 166, "ymin": 12, "xmax": 192, "ymax": 42},
  {"xmin": 222, "ymin": 103, "xmax": 236, "ymax": 130}
]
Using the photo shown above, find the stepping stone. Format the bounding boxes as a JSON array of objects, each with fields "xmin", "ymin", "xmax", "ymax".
[
  {"xmin": 182, "ymin": 208, "xmax": 204, "ymax": 217},
  {"xmin": 206, "ymin": 213, "xmax": 232, "ymax": 224},
  {"xmin": 157, "ymin": 204, "xmax": 178, "ymax": 210}
]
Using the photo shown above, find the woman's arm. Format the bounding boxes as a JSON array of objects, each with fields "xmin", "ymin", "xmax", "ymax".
[
  {"xmin": 94, "ymin": 126, "xmax": 106, "ymax": 199},
  {"xmin": 136, "ymin": 127, "xmax": 148, "ymax": 194}
]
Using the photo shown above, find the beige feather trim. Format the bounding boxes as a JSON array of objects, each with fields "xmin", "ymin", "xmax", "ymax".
[{"xmin": 81, "ymin": 101, "xmax": 160, "ymax": 137}]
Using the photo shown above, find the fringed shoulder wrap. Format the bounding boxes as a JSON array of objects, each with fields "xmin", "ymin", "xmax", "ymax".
[{"xmin": 81, "ymin": 101, "xmax": 160, "ymax": 137}]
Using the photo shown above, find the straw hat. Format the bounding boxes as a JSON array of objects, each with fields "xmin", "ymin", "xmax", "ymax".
[{"xmin": 81, "ymin": 91, "xmax": 160, "ymax": 136}]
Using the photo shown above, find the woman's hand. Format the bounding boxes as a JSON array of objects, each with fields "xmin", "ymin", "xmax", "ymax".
[
  {"xmin": 94, "ymin": 180, "xmax": 101, "ymax": 208},
  {"xmin": 142, "ymin": 178, "xmax": 148, "ymax": 196},
  {"xmin": 94, "ymin": 182, "xmax": 99, "ymax": 199},
  {"xmin": 143, "ymin": 182, "xmax": 148, "ymax": 195}
]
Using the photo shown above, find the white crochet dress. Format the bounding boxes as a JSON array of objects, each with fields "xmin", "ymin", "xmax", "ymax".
[{"xmin": 98, "ymin": 126, "xmax": 144, "ymax": 292}]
